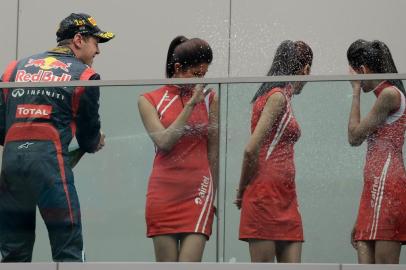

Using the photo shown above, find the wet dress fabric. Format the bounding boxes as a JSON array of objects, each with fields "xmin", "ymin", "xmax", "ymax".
[
  {"xmin": 239, "ymin": 85, "xmax": 304, "ymax": 241},
  {"xmin": 355, "ymin": 81, "xmax": 406, "ymax": 243},
  {"xmin": 143, "ymin": 85, "xmax": 215, "ymax": 238}
]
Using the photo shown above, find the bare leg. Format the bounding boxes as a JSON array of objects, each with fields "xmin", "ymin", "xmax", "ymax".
[
  {"xmin": 248, "ymin": 239, "xmax": 276, "ymax": 262},
  {"xmin": 357, "ymin": 240, "xmax": 375, "ymax": 264},
  {"xmin": 275, "ymin": 241, "xmax": 302, "ymax": 263},
  {"xmin": 178, "ymin": 233, "xmax": 206, "ymax": 262},
  {"xmin": 152, "ymin": 235, "xmax": 179, "ymax": 262},
  {"xmin": 375, "ymin": 240, "xmax": 401, "ymax": 264}
]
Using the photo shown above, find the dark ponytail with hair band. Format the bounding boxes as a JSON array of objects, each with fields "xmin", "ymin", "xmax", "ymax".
[
  {"xmin": 165, "ymin": 35, "xmax": 213, "ymax": 79},
  {"xmin": 166, "ymin": 36, "xmax": 188, "ymax": 78},
  {"xmin": 347, "ymin": 39, "xmax": 405, "ymax": 95}
]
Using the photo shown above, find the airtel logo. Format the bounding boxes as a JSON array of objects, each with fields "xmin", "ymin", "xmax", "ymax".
[{"xmin": 11, "ymin": 88, "xmax": 25, "ymax": 98}]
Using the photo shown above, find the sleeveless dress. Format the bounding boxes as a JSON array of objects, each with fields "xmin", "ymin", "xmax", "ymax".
[
  {"xmin": 142, "ymin": 85, "xmax": 215, "ymax": 238},
  {"xmin": 354, "ymin": 81, "xmax": 406, "ymax": 243},
  {"xmin": 239, "ymin": 85, "xmax": 304, "ymax": 241}
]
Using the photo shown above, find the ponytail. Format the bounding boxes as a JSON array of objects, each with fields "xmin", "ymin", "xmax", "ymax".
[
  {"xmin": 347, "ymin": 39, "xmax": 405, "ymax": 95},
  {"xmin": 372, "ymin": 41, "xmax": 405, "ymax": 94},
  {"xmin": 166, "ymin": 36, "xmax": 188, "ymax": 78}
]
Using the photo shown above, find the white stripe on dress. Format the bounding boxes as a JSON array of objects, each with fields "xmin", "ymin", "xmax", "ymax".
[
  {"xmin": 194, "ymin": 177, "xmax": 213, "ymax": 233},
  {"xmin": 201, "ymin": 175, "xmax": 215, "ymax": 234},
  {"xmin": 265, "ymin": 111, "xmax": 292, "ymax": 160},
  {"xmin": 156, "ymin": 90, "xmax": 169, "ymax": 111},
  {"xmin": 369, "ymin": 153, "xmax": 391, "ymax": 239},
  {"xmin": 159, "ymin": 95, "xmax": 178, "ymax": 120}
]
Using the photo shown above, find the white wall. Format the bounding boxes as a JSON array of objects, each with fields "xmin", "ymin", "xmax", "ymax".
[
  {"xmin": 0, "ymin": 0, "xmax": 18, "ymax": 71},
  {"xmin": 2, "ymin": 0, "xmax": 404, "ymax": 78},
  {"xmin": 230, "ymin": 0, "xmax": 406, "ymax": 76},
  {"xmin": 16, "ymin": 0, "xmax": 230, "ymax": 79}
]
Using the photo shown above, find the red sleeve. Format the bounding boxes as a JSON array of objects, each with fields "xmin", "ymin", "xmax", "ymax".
[
  {"xmin": 142, "ymin": 92, "xmax": 156, "ymax": 107},
  {"xmin": 266, "ymin": 87, "xmax": 284, "ymax": 98},
  {"xmin": 264, "ymin": 87, "xmax": 287, "ymax": 114}
]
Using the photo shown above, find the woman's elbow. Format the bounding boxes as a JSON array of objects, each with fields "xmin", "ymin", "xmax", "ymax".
[
  {"xmin": 155, "ymin": 142, "xmax": 173, "ymax": 152},
  {"xmin": 244, "ymin": 147, "xmax": 257, "ymax": 160},
  {"xmin": 348, "ymin": 135, "xmax": 363, "ymax": 147}
]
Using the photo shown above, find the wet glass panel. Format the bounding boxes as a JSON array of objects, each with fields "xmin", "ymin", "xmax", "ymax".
[
  {"xmin": 221, "ymin": 81, "xmax": 406, "ymax": 263},
  {"xmin": 26, "ymin": 85, "xmax": 218, "ymax": 261}
]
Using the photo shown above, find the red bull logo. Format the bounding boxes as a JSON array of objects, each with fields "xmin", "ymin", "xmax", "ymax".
[
  {"xmin": 25, "ymin": 57, "xmax": 71, "ymax": 72},
  {"xmin": 15, "ymin": 70, "xmax": 72, "ymax": 82}
]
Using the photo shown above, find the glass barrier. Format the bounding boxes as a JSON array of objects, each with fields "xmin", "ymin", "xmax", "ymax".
[
  {"xmin": 25, "ymin": 84, "xmax": 219, "ymax": 262},
  {"xmin": 220, "ymin": 81, "xmax": 406, "ymax": 264},
  {"xmin": 0, "ymin": 80, "xmax": 405, "ymax": 264}
]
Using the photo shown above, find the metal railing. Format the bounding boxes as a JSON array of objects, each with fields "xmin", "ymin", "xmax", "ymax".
[{"xmin": 0, "ymin": 73, "xmax": 405, "ymax": 88}]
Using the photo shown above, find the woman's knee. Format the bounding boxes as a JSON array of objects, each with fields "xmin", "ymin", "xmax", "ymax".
[
  {"xmin": 249, "ymin": 239, "xmax": 276, "ymax": 262},
  {"xmin": 375, "ymin": 241, "xmax": 401, "ymax": 264}
]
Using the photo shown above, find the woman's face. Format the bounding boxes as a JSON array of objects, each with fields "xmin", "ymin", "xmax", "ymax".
[
  {"xmin": 174, "ymin": 63, "xmax": 209, "ymax": 91},
  {"xmin": 293, "ymin": 64, "xmax": 311, "ymax": 95},
  {"xmin": 350, "ymin": 65, "xmax": 374, "ymax": 92},
  {"xmin": 174, "ymin": 63, "xmax": 209, "ymax": 79}
]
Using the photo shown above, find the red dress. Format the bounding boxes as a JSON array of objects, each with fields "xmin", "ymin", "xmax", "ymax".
[
  {"xmin": 142, "ymin": 85, "xmax": 215, "ymax": 238},
  {"xmin": 239, "ymin": 85, "xmax": 304, "ymax": 241},
  {"xmin": 355, "ymin": 81, "xmax": 406, "ymax": 243}
]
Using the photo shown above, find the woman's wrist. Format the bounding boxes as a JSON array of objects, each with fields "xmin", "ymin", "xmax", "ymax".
[{"xmin": 185, "ymin": 101, "xmax": 196, "ymax": 108}]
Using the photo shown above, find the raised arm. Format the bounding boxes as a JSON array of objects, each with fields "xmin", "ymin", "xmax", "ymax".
[
  {"xmin": 236, "ymin": 92, "xmax": 286, "ymax": 208},
  {"xmin": 138, "ymin": 85, "xmax": 207, "ymax": 152},
  {"xmin": 348, "ymin": 85, "xmax": 399, "ymax": 146}
]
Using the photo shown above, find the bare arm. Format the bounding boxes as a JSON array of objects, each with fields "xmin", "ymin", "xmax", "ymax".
[
  {"xmin": 138, "ymin": 85, "xmax": 207, "ymax": 152},
  {"xmin": 207, "ymin": 93, "xmax": 219, "ymax": 192},
  {"xmin": 236, "ymin": 92, "xmax": 286, "ymax": 208},
  {"xmin": 348, "ymin": 86, "xmax": 399, "ymax": 146}
]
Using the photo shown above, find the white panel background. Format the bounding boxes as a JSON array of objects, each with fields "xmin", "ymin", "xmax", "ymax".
[
  {"xmin": 230, "ymin": 0, "xmax": 406, "ymax": 76},
  {"xmin": 17, "ymin": 0, "xmax": 230, "ymax": 80},
  {"xmin": 0, "ymin": 0, "xmax": 18, "ymax": 70}
]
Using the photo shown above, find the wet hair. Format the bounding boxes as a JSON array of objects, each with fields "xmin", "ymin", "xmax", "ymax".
[
  {"xmin": 347, "ymin": 39, "xmax": 405, "ymax": 95},
  {"xmin": 166, "ymin": 35, "xmax": 213, "ymax": 78},
  {"xmin": 252, "ymin": 40, "xmax": 313, "ymax": 102}
]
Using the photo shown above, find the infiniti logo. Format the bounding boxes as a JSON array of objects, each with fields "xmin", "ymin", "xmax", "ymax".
[
  {"xmin": 10, "ymin": 88, "xmax": 65, "ymax": 101},
  {"xmin": 11, "ymin": 88, "xmax": 25, "ymax": 98}
]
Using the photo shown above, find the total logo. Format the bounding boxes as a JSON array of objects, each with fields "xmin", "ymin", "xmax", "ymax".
[
  {"xmin": 16, "ymin": 104, "xmax": 52, "ymax": 119},
  {"xmin": 25, "ymin": 57, "xmax": 71, "ymax": 72}
]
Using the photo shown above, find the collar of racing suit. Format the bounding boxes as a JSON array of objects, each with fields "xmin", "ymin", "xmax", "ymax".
[{"xmin": 48, "ymin": 46, "xmax": 75, "ymax": 56}]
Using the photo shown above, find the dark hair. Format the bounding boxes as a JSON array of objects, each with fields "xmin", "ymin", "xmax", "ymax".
[
  {"xmin": 166, "ymin": 35, "xmax": 213, "ymax": 78},
  {"xmin": 347, "ymin": 39, "xmax": 405, "ymax": 95},
  {"xmin": 57, "ymin": 33, "xmax": 92, "ymax": 46},
  {"xmin": 252, "ymin": 40, "xmax": 313, "ymax": 102}
]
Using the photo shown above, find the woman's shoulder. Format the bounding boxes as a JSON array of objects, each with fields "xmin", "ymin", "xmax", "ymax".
[
  {"xmin": 256, "ymin": 87, "xmax": 286, "ymax": 105},
  {"xmin": 268, "ymin": 87, "xmax": 286, "ymax": 98},
  {"xmin": 140, "ymin": 85, "xmax": 173, "ymax": 105},
  {"xmin": 143, "ymin": 85, "xmax": 171, "ymax": 97}
]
